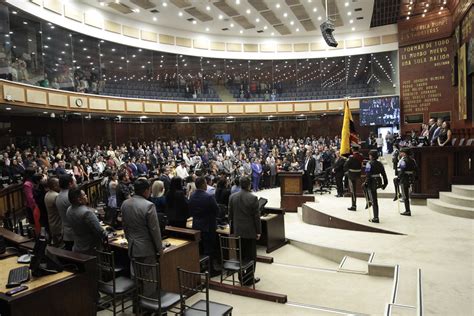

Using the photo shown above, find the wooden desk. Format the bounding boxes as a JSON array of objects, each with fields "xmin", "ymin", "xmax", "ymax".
[
  {"xmin": 0, "ymin": 246, "xmax": 97, "ymax": 316},
  {"xmin": 187, "ymin": 206, "xmax": 287, "ymax": 255},
  {"xmin": 0, "ymin": 257, "xmax": 74, "ymax": 294},
  {"xmin": 0, "ymin": 227, "xmax": 32, "ymax": 246},
  {"xmin": 107, "ymin": 227, "xmax": 200, "ymax": 294},
  {"xmin": 412, "ymin": 146, "xmax": 474, "ymax": 198},
  {"xmin": 258, "ymin": 208, "xmax": 287, "ymax": 253}
]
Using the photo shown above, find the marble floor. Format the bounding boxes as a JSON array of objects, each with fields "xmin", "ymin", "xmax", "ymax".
[{"xmin": 100, "ymin": 158, "xmax": 473, "ymax": 315}]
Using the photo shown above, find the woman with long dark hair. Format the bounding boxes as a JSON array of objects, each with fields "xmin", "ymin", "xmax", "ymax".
[
  {"xmin": 437, "ymin": 121, "xmax": 452, "ymax": 147},
  {"xmin": 165, "ymin": 177, "xmax": 189, "ymax": 228}
]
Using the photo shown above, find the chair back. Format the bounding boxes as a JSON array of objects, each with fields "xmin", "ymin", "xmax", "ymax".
[
  {"xmin": 466, "ymin": 138, "xmax": 474, "ymax": 146},
  {"xmin": 219, "ymin": 235, "xmax": 243, "ymax": 269},
  {"xmin": 459, "ymin": 138, "xmax": 465, "ymax": 146},
  {"xmin": 96, "ymin": 249, "xmax": 116, "ymax": 291},
  {"xmin": 177, "ymin": 268, "xmax": 210, "ymax": 315},
  {"xmin": 132, "ymin": 259, "xmax": 161, "ymax": 303}
]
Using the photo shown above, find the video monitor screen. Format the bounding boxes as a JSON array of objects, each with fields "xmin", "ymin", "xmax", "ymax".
[
  {"xmin": 215, "ymin": 134, "xmax": 231, "ymax": 143},
  {"xmin": 360, "ymin": 96, "xmax": 400, "ymax": 126}
]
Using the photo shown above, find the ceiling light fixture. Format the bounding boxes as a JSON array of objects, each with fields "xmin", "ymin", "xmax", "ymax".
[
  {"xmin": 179, "ymin": 11, "xmax": 183, "ymax": 16},
  {"xmin": 276, "ymin": 3, "xmax": 280, "ymax": 9},
  {"xmin": 246, "ymin": 9, "xmax": 251, "ymax": 14}
]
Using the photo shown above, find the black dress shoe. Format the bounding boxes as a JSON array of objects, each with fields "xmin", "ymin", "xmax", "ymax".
[
  {"xmin": 400, "ymin": 211, "xmax": 411, "ymax": 216},
  {"xmin": 244, "ymin": 277, "xmax": 260, "ymax": 286},
  {"xmin": 347, "ymin": 207, "xmax": 356, "ymax": 211},
  {"xmin": 369, "ymin": 218, "xmax": 379, "ymax": 223}
]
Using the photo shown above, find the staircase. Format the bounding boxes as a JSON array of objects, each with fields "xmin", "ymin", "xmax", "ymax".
[
  {"xmin": 427, "ymin": 185, "xmax": 474, "ymax": 219},
  {"xmin": 214, "ymin": 85, "xmax": 236, "ymax": 102}
]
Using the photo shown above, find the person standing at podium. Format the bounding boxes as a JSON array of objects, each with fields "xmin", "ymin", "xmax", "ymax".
[
  {"xmin": 344, "ymin": 144, "xmax": 363, "ymax": 211},
  {"xmin": 303, "ymin": 150, "xmax": 316, "ymax": 194}
]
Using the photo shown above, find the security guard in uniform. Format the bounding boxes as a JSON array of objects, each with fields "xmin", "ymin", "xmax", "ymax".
[
  {"xmin": 363, "ymin": 150, "xmax": 388, "ymax": 223},
  {"xmin": 392, "ymin": 143, "xmax": 401, "ymax": 200},
  {"xmin": 344, "ymin": 144, "xmax": 364, "ymax": 211},
  {"xmin": 394, "ymin": 147, "xmax": 417, "ymax": 216}
]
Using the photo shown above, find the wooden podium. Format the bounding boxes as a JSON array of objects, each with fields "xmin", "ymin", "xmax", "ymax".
[{"xmin": 278, "ymin": 172, "xmax": 315, "ymax": 212}]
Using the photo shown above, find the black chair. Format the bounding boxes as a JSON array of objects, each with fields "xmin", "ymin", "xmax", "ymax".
[
  {"xmin": 177, "ymin": 267, "xmax": 233, "ymax": 316},
  {"xmin": 219, "ymin": 235, "xmax": 255, "ymax": 289},
  {"xmin": 96, "ymin": 249, "xmax": 135, "ymax": 316},
  {"xmin": 132, "ymin": 259, "xmax": 181, "ymax": 315},
  {"xmin": 314, "ymin": 170, "xmax": 331, "ymax": 195}
]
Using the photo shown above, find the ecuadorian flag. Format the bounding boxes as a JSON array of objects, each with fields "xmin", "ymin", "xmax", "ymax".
[{"xmin": 340, "ymin": 100, "xmax": 359, "ymax": 155}]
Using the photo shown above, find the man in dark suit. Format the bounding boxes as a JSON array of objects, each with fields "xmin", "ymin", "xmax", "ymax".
[
  {"xmin": 332, "ymin": 151, "xmax": 347, "ymax": 197},
  {"xmin": 189, "ymin": 176, "xmax": 219, "ymax": 275},
  {"xmin": 427, "ymin": 118, "xmax": 437, "ymax": 143},
  {"xmin": 159, "ymin": 166, "xmax": 171, "ymax": 193},
  {"xmin": 228, "ymin": 176, "xmax": 261, "ymax": 285},
  {"xmin": 430, "ymin": 118, "xmax": 443, "ymax": 145},
  {"xmin": 303, "ymin": 150, "xmax": 316, "ymax": 193}
]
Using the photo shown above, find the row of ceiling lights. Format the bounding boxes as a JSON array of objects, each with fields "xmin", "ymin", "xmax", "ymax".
[
  {"xmin": 405, "ymin": 0, "xmax": 447, "ymax": 20},
  {"xmin": 99, "ymin": 0, "xmax": 358, "ymax": 34}
]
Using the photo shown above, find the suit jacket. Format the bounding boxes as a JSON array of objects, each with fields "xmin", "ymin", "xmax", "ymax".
[
  {"xmin": 121, "ymin": 195, "xmax": 162, "ymax": 258},
  {"xmin": 303, "ymin": 157, "xmax": 316, "ymax": 175},
  {"xmin": 228, "ymin": 190, "xmax": 261, "ymax": 239},
  {"xmin": 332, "ymin": 157, "xmax": 347, "ymax": 176},
  {"xmin": 428, "ymin": 124, "xmax": 437, "ymax": 141},
  {"xmin": 165, "ymin": 190, "xmax": 189, "ymax": 222},
  {"xmin": 56, "ymin": 189, "xmax": 74, "ymax": 242},
  {"xmin": 67, "ymin": 204, "xmax": 106, "ymax": 255},
  {"xmin": 431, "ymin": 126, "xmax": 441, "ymax": 144},
  {"xmin": 189, "ymin": 190, "xmax": 218, "ymax": 233},
  {"xmin": 44, "ymin": 190, "xmax": 62, "ymax": 238}
]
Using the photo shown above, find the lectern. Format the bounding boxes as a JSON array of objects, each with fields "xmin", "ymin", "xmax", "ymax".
[{"xmin": 278, "ymin": 172, "xmax": 315, "ymax": 212}]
